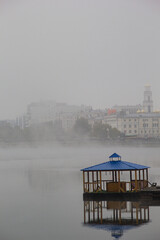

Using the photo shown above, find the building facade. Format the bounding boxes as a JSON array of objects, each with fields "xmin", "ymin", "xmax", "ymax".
[
  {"xmin": 104, "ymin": 85, "xmax": 160, "ymax": 138},
  {"xmin": 26, "ymin": 101, "xmax": 92, "ymax": 131}
]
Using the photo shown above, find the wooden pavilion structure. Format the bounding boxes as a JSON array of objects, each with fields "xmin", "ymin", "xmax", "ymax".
[{"xmin": 81, "ymin": 153, "xmax": 149, "ymax": 193}]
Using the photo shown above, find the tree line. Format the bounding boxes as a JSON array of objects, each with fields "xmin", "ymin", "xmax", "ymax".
[{"xmin": 0, "ymin": 118, "xmax": 122, "ymax": 143}]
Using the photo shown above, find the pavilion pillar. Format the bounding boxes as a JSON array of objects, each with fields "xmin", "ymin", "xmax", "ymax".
[
  {"xmin": 143, "ymin": 169, "xmax": 145, "ymax": 189},
  {"xmin": 130, "ymin": 171, "xmax": 132, "ymax": 191},
  {"xmin": 115, "ymin": 171, "xmax": 117, "ymax": 182},
  {"xmin": 112, "ymin": 171, "xmax": 114, "ymax": 182},
  {"xmin": 146, "ymin": 169, "xmax": 148, "ymax": 187},
  {"xmin": 87, "ymin": 171, "xmax": 89, "ymax": 192},
  {"xmin": 100, "ymin": 171, "xmax": 102, "ymax": 190},
  {"xmin": 92, "ymin": 171, "xmax": 94, "ymax": 192},
  {"xmin": 118, "ymin": 171, "xmax": 120, "ymax": 192},
  {"xmin": 139, "ymin": 170, "xmax": 141, "ymax": 190},
  {"xmin": 83, "ymin": 171, "xmax": 85, "ymax": 192},
  {"xmin": 96, "ymin": 171, "xmax": 98, "ymax": 190},
  {"xmin": 135, "ymin": 170, "xmax": 138, "ymax": 192}
]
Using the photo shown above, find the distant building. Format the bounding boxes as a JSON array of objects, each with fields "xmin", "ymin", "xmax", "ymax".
[
  {"xmin": 15, "ymin": 115, "xmax": 28, "ymax": 129},
  {"xmin": 104, "ymin": 85, "xmax": 160, "ymax": 138},
  {"xmin": 26, "ymin": 101, "xmax": 92, "ymax": 130},
  {"xmin": 143, "ymin": 85, "xmax": 153, "ymax": 113},
  {"xmin": 103, "ymin": 112, "xmax": 160, "ymax": 138},
  {"xmin": 111, "ymin": 104, "xmax": 142, "ymax": 115}
]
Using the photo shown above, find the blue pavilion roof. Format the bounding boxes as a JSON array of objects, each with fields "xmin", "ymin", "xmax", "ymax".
[
  {"xmin": 81, "ymin": 154, "xmax": 149, "ymax": 171},
  {"xmin": 109, "ymin": 153, "xmax": 121, "ymax": 159}
]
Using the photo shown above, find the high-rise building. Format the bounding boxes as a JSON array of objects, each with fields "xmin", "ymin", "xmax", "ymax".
[{"xmin": 143, "ymin": 85, "xmax": 153, "ymax": 113}]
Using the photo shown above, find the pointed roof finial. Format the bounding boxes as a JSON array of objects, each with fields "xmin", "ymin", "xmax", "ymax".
[{"xmin": 109, "ymin": 153, "xmax": 121, "ymax": 161}]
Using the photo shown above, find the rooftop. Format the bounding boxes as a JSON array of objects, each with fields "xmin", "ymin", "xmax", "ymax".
[{"xmin": 81, "ymin": 153, "xmax": 149, "ymax": 171}]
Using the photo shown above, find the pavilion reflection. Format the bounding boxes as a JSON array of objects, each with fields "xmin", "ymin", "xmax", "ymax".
[{"xmin": 83, "ymin": 200, "xmax": 150, "ymax": 239}]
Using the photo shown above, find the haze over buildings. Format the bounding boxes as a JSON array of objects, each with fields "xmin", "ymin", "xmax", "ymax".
[{"xmin": 0, "ymin": 1, "xmax": 160, "ymax": 119}]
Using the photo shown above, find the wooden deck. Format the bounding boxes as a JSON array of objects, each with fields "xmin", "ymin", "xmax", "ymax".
[{"xmin": 83, "ymin": 186, "xmax": 160, "ymax": 202}]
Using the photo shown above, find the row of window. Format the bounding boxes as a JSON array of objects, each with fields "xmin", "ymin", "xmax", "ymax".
[
  {"xmin": 123, "ymin": 119, "xmax": 159, "ymax": 122},
  {"xmin": 124, "ymin": 124, "xmax": 137, "ymax": 128},
  {"xmin": 125, "ymin": 130, "xmax": 159, "ymax": 134},
  {"xmin": 124, "ymin": 124, "xmax": 159, "ymax": 128}
]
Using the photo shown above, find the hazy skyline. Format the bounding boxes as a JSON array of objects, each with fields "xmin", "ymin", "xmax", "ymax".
[{"xmin": 0, "ymin": 0, "xmax": 160, "ymax": 119}]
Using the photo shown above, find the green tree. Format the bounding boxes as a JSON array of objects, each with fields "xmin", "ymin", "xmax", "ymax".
[
  {"xmin": 92, "ymin": 122, "xmax": 121, "ymax": 139},
  {"xmin": 74, "ymin": 118, "xmax": 91, "ymax": 136}
]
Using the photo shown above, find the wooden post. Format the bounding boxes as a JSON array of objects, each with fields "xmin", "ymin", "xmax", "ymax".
[
  {"xmin": 87, "ymin": 171, "xmax": 89, "ymax": 192},
  {"xmin": 100, "ymin": 171, "xmax": 102, "ymax": 190},
  {"xmin": 112, "ymin": 171, "xmax": 114, "ymax": 182},
  {"xmin": 139, "ymin": 170, "xmax": 141, "ymax": 190},
  {"xmin": 130, "ymin": 171, "xmax": 132, "ymax": 191},
  {"xmin": 135, "ymin": 170, "xmax": 138, "ymax": 192},
  {"xmin": 83, "ymin": 171, "xmax": 85, "ymax": 192},
  {"xmin": 118, "ymin": 171, "xmax": 120, "ymax": 192},
  {"xmin": 146, "ymin": 169, "xmax": 148, "ymax": 187},
  {"xmin": 115, "ymin": 171, "xmax": 117, "ymax": 182},
  {"xmin": 143, "ymin": 169, "xmax": 145, "ymax": 189},
  {"xmin": 96, "ymin": 171, "xmax": 98, "ymax": 190},
  {"xmin": 92, "ymin": 171, "xmax": 94, "ymax": 192}
]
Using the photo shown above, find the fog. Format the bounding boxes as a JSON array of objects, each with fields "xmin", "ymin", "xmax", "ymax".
[
  {"xmin": 1, "ymin": 3, "xmax": 160, "ymax": 239},
  {"xmin": 0, "ymin": 145, "xmax": 159, "ymax": 240},
  {"xmin": 0, "ymin": 0, "xmax": 160, "ymax": 118}
]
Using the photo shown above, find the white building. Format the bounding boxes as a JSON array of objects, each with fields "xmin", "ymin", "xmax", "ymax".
[
  {"xmin": 103, "ymin": 113, "xmax": 160, "ymax": 138},
  {"xmin": 27, "ymin": 101, "xmax": 92, "ymax": 130},
  {"xmin": 103, "ymin": 86, "xmax": 160, "ymax": 138}
]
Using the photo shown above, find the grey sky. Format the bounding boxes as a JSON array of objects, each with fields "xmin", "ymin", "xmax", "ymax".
[{"xmin": 0, "ymin": 0, "xmax": 160, "ymax": 119}]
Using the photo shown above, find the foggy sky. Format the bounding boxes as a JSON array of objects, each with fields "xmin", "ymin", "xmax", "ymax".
[{"xmin": 0, "ymin": 0, "xmax": 160, "ymax": 119}]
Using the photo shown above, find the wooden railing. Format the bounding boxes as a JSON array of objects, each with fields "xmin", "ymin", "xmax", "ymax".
[{"xmin": 84, "ymin": 180, "xmax": 148, "ymax": 193}]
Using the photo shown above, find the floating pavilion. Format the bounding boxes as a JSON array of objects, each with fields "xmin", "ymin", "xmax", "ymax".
[{"xmin": 81, "ymin": 153, "xmax": 149, "ymax": 193}]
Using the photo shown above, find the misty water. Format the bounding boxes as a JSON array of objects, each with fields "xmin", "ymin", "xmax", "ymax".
[{"xmin": 0, "ymin": 144, "xmax": 160, "ymax": 240}]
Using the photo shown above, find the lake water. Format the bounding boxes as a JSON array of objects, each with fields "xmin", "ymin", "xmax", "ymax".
[{"xmin": 0, "ymin": 144, "xmax": 159, "ymax": 240}]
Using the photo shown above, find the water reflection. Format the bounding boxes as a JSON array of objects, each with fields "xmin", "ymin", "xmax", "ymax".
[{"xmin": 83, "ymin": 200, "xmax": 150, "ymax": 239}]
